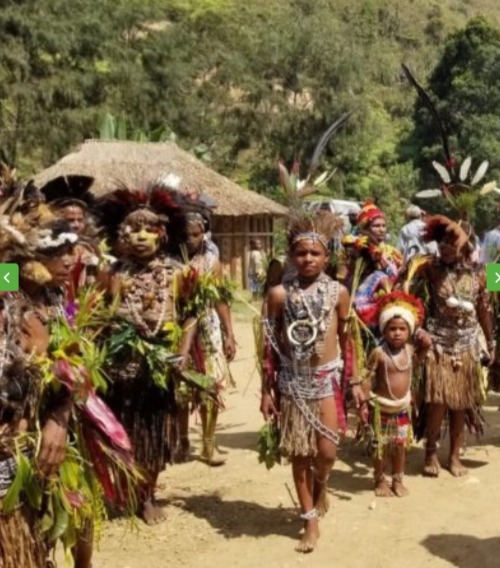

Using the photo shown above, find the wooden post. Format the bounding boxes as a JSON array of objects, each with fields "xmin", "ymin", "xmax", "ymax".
[{"xmin": 242, "ymin": 215, "xmax": 250, "ymax": 289}]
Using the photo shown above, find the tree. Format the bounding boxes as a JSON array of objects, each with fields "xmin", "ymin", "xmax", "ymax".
[{"xmin": 407, "ymin": 17, "xmax": 500, "ymax": 228}]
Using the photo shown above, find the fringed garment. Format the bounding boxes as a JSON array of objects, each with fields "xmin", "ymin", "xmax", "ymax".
[
  {"xmin": 0, "ymin": 505, "xmax": 48, "ymax": 568},
  {"xmin": 278, "ymin": 359, "xmax": 344, "ymax": 458},
  {"xmin": 106, "ymin": 357, "xmax": 176, "ymax": 476},
  {"xmin": 0, "ymin": 455, "xmax": 47, "ymax": 568},
  {"xmin": 0, "ymin": 297, "xmax": 48, "ymax": 567},
  {"xmin": 424, "ymin": 319, "xmax": 483, "ymax": 411}
]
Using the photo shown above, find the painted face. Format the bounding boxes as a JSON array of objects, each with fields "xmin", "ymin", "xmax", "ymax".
[
  {"xmin": 438, "ymin": 240, "xmax": 461, "ymax": 265},
  {"xmin": 127, "ymin": 227, "xmax": 161, "ymax": 259},
  {"xmin": 367, "ymin": 217, "xmax": 387, "ymax": 244},
  {"xmin": 122, "ymin": 210, "xmax": 164, "ymax": 260},
  {"xmin": 60, "ymin": 205, "xmax": 86, "ymax": 235},
  {"xmin": 291, "ymin": 240, "xmax": 328, "ymax": 279},
  {"xmin": 42, "ymin": 245, "xmax": 76, "ymax": 287},
  {"xmin": 185, "ymin": 221, "xmax": 205, "ymax": 256},
  {"xmin": 383, "ymin": 317, "xmax": 410, "ymax": 350}
]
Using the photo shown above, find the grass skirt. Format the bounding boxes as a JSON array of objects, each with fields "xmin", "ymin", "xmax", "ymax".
[
  {"xmin": 280, "ymin": 395, "xmax": 335, "ymax": 458},
  {"xmin": 0, "ymin": 506, "xmax": 47, "ymax": 568},
  {"xmin": 106, "ymin": 369, "xmax": 177, "ymax": 475},
  {"xmin": 424, "ymin": 349, "xmax": 482, "ymax": 411}
]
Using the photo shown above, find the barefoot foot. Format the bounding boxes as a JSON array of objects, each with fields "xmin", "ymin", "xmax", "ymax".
[
  {"xmin": 448, "ymin": 455, "xmax": 468, "ymax": 477},
  {"xmin": 295, "ymin": 520, "xmax": 319, "ymax": 553},
  {"xmin": 374, "ymin": 476, "xmax": 393, "ymax": 497},
  {"xmin": 423, "ymin": 450, "xmax": 441, "ymax": 478},
  {"xmin": 140, "ymin": 499, "xmax": 167, "ymax": 526},
  {"xmin": 392, "ymin": 477, "xmax": 409, "ymax": 497}
]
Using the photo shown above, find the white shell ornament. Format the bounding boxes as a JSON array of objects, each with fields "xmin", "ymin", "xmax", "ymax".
[
  {"xmin": 287, "ymin": 319, "xmax": 318, "ymax": 348},
  {"xmin": 460, "ymin": 300, "xmax": 474, "ymax": 313},
  {"xmin": 446, "ymin": 296, "xmax": 460, "ymax": 308}
]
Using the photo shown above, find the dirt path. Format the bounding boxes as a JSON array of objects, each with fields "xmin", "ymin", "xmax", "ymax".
[{"xmin": 91, "ymin": 312, "xmax": 500, "ymax": 568}]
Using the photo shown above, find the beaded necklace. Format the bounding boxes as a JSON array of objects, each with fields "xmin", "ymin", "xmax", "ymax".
[
  {"xmin": 122, "ymin": 258, "xmax": 172, "ymax": 339},
  {"xmin": 382, "ymin": 343, "xmax": 412, "ymax": 400}
]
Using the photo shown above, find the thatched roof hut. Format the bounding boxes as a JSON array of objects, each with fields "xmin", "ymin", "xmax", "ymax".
[
  {"xmin": 34, "ymin": 139, "xmax": 287, "ymax": 287},
  {"xmin": 34, "ymin": 139, "xmax": 286, "ymax": 216}
]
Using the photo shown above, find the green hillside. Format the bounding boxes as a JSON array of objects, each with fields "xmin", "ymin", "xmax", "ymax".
[{"xmin": 1, "ymin": 0, "xmax": 500, "ymax": 229}]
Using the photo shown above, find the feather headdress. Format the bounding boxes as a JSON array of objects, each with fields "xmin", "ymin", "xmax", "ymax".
[
  {"xmin": 95, "ymin": 181, "xmax": 215, "ymax": 243},
  {"xmin": 40, "ymin": 175, "xmax": 96, "ymax": 211},
  {"xmin": 287, "ymin": 209, "xmax": 344, "ymax": 251},
  {"xmin": 278, "ymin": 112, "xmax": 353, "ymax": 206},
  {"xmin": 402, "ymin": 64, "xmax": 498, "ymax": 219},
  {"xmin": 377, "ymin": 290, "xmax": 425, "ymax": 334},
  {"xmin": 423, "ymin": 214, "xmax": 473, "ymax": 253}
]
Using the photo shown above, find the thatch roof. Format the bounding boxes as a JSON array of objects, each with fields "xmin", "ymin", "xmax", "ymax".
[{"xmin": 34, "ymin": 139, "xmax": 287, "ymax": 217}]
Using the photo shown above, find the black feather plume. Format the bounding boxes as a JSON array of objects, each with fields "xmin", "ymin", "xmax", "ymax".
[
  {"xmin": 308, "ymin": 111, "xmax": 353, "ymax": 176},
  {"xmin": 40, "ymin": 175, "xmax": 96, "ymax": 209},
  {"xmin": 401, "ymin": 63, "xmax": 453, "ymax": 170}
]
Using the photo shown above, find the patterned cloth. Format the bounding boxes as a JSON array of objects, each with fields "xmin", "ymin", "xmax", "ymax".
[{"xmin": 374, "ymin": 409, "xmax": 411, "ymax": 449}]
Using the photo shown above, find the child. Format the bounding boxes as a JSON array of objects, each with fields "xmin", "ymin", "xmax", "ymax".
[
  {"xmin": 365, "ymin": 291, "xmax": 428, "ymax": 497},
  {"xmin": 261, "ymin": 211, "xmax": 364, "ymax": 553}
]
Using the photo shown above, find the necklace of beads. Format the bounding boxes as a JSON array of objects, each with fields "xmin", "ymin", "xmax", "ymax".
[
  {"xmin": 382, "ymin": 343, "xmax": 412, "ymax": 400},
  {"xmin": 125, "ymin": 266, "xmax": 169, "ymax": 338}
]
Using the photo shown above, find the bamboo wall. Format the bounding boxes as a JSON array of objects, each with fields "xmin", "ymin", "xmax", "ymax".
[{"xmin": 211, "ymin": 214, "xmax": 277, "ymax": 288}]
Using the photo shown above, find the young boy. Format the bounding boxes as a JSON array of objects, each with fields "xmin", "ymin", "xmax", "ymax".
[
  {"xmin": 365, "ymin": 292, "xmax": 428, "ymax": 497},
  {"xmin": 261, "ymin": 211, "xmax": 363, "ymax": 553}
]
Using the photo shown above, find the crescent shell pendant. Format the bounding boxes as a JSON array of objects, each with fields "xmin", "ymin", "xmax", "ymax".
[{"xmin": 287, "ymin": 318, "xmax": 318, "ymax": 348}]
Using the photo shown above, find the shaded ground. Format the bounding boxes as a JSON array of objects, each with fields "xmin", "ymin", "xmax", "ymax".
[{"xmin": 90, "ymin": 304, "xmax": 500, "ymax": 568}]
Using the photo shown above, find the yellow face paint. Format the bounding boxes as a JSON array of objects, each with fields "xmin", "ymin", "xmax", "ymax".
[{"xmin": 127, "ymin": 227, "xmax": 160, "ymax": 258}]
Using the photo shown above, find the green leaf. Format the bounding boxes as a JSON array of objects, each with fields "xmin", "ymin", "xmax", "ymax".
[{"xmin": 98, "ymin": 112, "xmax": 116, "ymax": 140}]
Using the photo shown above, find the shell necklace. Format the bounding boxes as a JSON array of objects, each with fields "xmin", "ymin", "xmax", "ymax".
[{"xmin": 125, "ymin": 267, "xmax": 169, "ymax": 338}]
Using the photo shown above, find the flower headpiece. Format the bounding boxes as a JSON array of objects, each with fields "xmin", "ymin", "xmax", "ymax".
[
  {"xmin": 377, "ymin": 290, "xmax": 425, "ymax": 335},
  {"xmin": 357, "ymin": 201, "xmax": 385, "ymax": 230}
]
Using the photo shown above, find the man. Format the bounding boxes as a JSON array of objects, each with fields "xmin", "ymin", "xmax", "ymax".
[{"xmin": 397, "ymin": 204, "xmax": 438, "ymax": 262}]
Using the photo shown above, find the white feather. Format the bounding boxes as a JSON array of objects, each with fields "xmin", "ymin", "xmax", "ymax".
[
  {"xmin": 459, "ymin": 156, "xmax": 472, "ymax": 182},
  {"xmin": 471, "ymin": 160, "xmax": 489, "ymax": 185},
  {"xmin": 161, "ymin": 173, "xmax": 181, "ymax": 189},
  {"xmin": 432, "ymin": 161, "xmax": 451, "ymax": 184},
  {"xmin": 415, "ymin": 189, "xmax": 442, "ymax": 199},
  {"xmin": 479, "ymin": 181, "xmax": 497, "ymax": 196}
]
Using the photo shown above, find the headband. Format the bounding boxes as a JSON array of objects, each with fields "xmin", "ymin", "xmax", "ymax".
[{"xmin": 292, "ymin": 232, "xmax": 329, "ymax": 250}]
